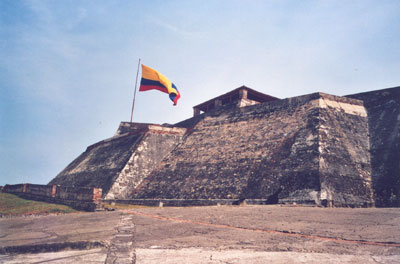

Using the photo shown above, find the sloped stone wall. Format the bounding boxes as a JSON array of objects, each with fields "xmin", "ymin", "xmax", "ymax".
[
  {"xmin": 48, "ymin": 86, "xmax": 400, "ymax": 207},
  {"xmin": 49, "ymin": 133, "xmax": 145, "ymax": 195},
  {"xmin": 131, "ymin": 96, "xmax": 297, "ymax": 200},
  {"xmin": 105, "ymin": 126, "xmax": 186, "ymax": 199},
  {"xmin": 49, "ymin": 124, "xmax": 186, "ymax": 199},
  {"xmin": 317, "ymin": 96, "xmax": 373, "ymax": 207},
  {"xmin": 347, "ymin": 86, "xmax": 400, "ymax": 206},
  {"xmin": 131, "ymin": 93, "xmax": 373, "ymax": 207}
]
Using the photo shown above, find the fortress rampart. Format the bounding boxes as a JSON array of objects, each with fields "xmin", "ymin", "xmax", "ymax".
[{"xmin": 47, "ymin": 86, "xmax": 400, "ymax": 207}]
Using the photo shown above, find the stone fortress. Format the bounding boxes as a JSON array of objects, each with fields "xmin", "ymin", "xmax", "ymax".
[{"xmin": 49, "ymin": 85, "xmax": 400, "ymax": 207}]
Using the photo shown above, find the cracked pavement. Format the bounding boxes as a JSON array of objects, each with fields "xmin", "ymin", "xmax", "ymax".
[{"xmin": 1, "ymin": 205, "xmax": 400, "ymax": 263}]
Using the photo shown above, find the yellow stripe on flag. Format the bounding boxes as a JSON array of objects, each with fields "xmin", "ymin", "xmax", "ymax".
[{"xmin": 141, "ymin": 64, "xmax": 175, "ymax": 94}]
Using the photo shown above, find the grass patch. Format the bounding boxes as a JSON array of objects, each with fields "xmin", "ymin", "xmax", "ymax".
[{"xmin": 0, "ymin": 193, "xmax": 77, "ymax": 216}]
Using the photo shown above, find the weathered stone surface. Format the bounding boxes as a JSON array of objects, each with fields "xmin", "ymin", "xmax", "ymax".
[
  {"xmin": 347, "ymin": 86, "xmax": 400, "ymax": 206},
  {"xmin": 105, "ymin": 215, "xmax": 135, "ymax": 264},
  {"xmin": 317, "ymin": 97, "xmax": 373, "ymax": 207},
  {"xmin": 47, "ymin": 86, "xmax": 400, "ymax": 207},
  {"xmin": 105, "ymin": 125, "xmax": 186, "ymax": 199},
  {"xmin": 3, "ymin": 183, "xmax": 102, "ymax": 211},
  {"xmin": 2, "ymin": 207, "xmax": 400, "ymax": 263},
  {"xmin": 49, "ymin": 133, "xmax": 144, "ymax": 195},
  {"xmin": 50, "ymin": 123, "xmax": 186, "ymax": 199},
  {"xmin": 131, "ymin": 93, "xmax": 373, "ymax": 206}
]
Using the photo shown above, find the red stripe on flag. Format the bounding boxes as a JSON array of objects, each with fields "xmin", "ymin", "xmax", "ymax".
[{"xmin": 139, "ymin": 85, "xmax": 168, "ymax": 94}]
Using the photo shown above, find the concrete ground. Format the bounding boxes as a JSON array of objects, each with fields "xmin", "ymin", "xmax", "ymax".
[{"xmin": 1, "ymin": 205, "xmax": 400, "ymax": 263}]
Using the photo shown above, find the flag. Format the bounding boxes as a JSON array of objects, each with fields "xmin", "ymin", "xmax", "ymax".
[{"xmin": 139, "ymin": 64, "xmax": 180, "ymax": 105}]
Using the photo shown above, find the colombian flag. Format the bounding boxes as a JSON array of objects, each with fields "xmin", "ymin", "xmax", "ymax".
[{"xmin": 139, "ymin": 64, "xmax": 180, "ymax": 105}]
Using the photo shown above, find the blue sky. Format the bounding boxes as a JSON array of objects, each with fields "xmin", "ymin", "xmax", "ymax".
[{"xmin": 1, "ymin": 0, "xmax": 400, "ymax": 185}]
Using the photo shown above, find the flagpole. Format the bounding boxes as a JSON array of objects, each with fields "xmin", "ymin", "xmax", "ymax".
[{"xmin": 130, "ymin": 58, "xmax": 141, "ymax": 123}]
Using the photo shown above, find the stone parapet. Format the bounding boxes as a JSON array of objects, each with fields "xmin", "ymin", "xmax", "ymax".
[
  {"xmin": 2, "ymin": 183, "xmax": 102, "ymax": 211},
  {"xmin": 147, "ymin": 125, "xmax": 187, "ymax": 135},
  {"xmin": 114, "ymin": 122, "xmax": 153, "ymax": 136},
  {"xmin": 104, "ymin": 199, "xmax": 239, "ymax": 207}
]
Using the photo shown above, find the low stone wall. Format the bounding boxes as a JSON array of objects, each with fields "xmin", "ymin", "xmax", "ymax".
[
  {"xmin": 2, "ymin": 184, "xmax": 26, "ymax": 193},
  {"xmin": 104, "ymin": 199, "xmax": 239, "ymax": 207},
  {"xmin": 103, "ymin": 199, "xmax": 313, "ymax": 207},
  {"xmin": 25, "ymin": 184, "xmax": 56, "ymax": 198},
  {"xmin": 2, "ymin": 184, "xmax": 102, "ymax": 211}
]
